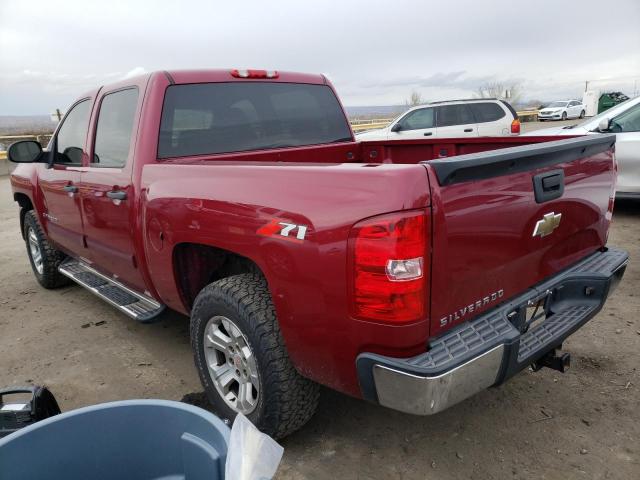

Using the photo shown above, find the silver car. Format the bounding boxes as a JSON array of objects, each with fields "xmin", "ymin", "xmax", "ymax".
[{"xmin": 527, "ymin": 96, "xmax": 640, "ymax": 198}]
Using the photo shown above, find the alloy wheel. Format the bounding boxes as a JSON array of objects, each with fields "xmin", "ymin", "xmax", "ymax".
[
  {"xmin": 203, "ymin": 315, "xmax": 260, "ymax": 414},
  {"xmin": 27, "ymin": 227, "xmax": 44, "ymax": 274}
]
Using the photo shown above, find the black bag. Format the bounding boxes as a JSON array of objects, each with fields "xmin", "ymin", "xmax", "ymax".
[{"xmin": 0, "ymin": 386, "xmax": 61, "ymax": 438}]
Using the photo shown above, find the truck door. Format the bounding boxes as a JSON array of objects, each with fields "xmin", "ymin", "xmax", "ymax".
[
  {"xmin": 37, "ymin": 99, "xmax": 92, "ymax": 254},
  {"xmin": 435, "ymin": 104, "xmax": 478, "ymax": 138},
  {"xmin": 80, "ymin": 86, "xmax": 147, "ymax": 292},
  {"xmin": 389, "ymin": 106, "xmax": 437, "ymax": 139}
]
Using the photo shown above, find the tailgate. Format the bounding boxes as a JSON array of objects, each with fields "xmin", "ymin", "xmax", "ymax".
[{"xmin": 424, "ymin": 135, "xmax": 617, "ymax": 336}]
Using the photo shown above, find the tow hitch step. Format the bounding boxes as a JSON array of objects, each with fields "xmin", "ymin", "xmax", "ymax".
[
  {"xmin": 58, "ymin": 258, "xmax": 165, "ymax": 323},
  {"xmin": 532, "ymin": 348, "xmax": 571, "ymax": 373}
]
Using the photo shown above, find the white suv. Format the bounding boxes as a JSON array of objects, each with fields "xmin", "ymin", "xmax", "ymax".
[{"xmin": 356, "ymin": 99, "xmax": 520, "ymax": 141}]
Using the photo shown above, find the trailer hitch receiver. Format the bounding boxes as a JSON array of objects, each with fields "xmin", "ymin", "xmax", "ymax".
[{"xmin": 531, "ymin": 348, "xmax": 571, "ymax": 373}]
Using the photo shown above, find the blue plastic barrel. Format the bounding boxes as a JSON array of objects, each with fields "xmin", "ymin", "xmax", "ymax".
[{"xmin": 0, "ymin": 399, "xmax": 230, "ymax": 480}]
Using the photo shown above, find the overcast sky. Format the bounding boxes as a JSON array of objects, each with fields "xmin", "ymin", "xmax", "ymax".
[{"xmin": 1, "ymin": 0, "xmax": 639, "ymax": 115}]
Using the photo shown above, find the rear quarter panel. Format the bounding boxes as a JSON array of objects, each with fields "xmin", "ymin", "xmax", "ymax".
[{"xmin": 141, "ymin": 162, "xmax": 430, "ymax": 396}]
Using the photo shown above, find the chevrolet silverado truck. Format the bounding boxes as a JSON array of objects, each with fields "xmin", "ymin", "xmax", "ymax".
[{"xmin": 8, "ymin": 69, "xmax": 628, "ymax": 438}]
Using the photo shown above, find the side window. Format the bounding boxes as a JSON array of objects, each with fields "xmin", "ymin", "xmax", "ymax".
[
  {"xmin": 611, "ymin": 104, "xmax": 640, "ymax": 133},
  {"xmin": 469, "ymin": 103, "xmax": 506, "ymax": 123},
  {"xmin": 398, "ymin": 108, "xmax": 434, "ymax": 130},
  {"xmin": 93, "ymin": 88, "xmax": 139, "ymax": 168},
  {"xmin": 436, "ymin": 104, "xmax": 475, "ymax": 127},
  {"xmin": 55, "ymin": 100, "xmax": 91, "ymax": 165}
]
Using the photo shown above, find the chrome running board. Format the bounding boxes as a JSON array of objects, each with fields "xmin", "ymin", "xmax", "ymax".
[{"xmin": 58, "ymin": 258, "xmax": 165, "ymax": 322}]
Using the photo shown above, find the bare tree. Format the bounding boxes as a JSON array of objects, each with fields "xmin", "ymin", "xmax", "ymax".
[
  {"xmin": 476, "ymin": 81, "xmax": 522, "ymax": 104},
  {"xmin": 405, "ymin": 90, "xmax": 424, "ymax": 107}
]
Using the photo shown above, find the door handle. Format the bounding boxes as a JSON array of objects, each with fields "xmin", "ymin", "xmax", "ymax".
[
  {"xmin": 423, "ymin": 132, "xmax": 433, "ymax": 136},
  {"xmin": 464, "ymin": 128, "xmax": 473, "ymax": 132},
  {"xmin": 106, "ymin": 190, "xmax": 127, "ymax": 200},
  {"xmin": 63, "ymin": 185, "xmax": 78, "ymax": 193}
]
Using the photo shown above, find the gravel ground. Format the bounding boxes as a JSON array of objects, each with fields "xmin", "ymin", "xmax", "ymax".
[{"xmin": 0, "ymin": 140, "xmax": 638, "ymax": 479}]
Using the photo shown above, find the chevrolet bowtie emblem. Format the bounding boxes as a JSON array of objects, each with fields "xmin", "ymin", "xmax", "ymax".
[{"xmin": 533, "ymin": 212, "xmax": 562, "ymax": 238}]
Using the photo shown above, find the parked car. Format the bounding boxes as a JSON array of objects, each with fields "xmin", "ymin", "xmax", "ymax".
[
  {"xmin": 8, "ymin": 69, "xmax": 627, "ymax": 439},
  {"xmin": 527, "ymin": 95, "xmax": 640, "ymax": 198},
  {"xmin": 538, "ymin": 100, "xmax": 586, "ymax": 121},
  {"xmin": 355, "ymin": 98, "xmax": 520, "ymax": 140}
]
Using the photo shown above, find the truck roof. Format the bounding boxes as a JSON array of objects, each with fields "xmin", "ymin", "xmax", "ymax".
[
  {"xmin": 163, "ymin": 69, "xmax": 328, "ymax": 85},
  {"xmin": 86, "ymin": 69, "xmax": 328, "ymax": 93},
  {"xmin": 74, "ymin": 69, "xmax": 330, "ymax": 104}
]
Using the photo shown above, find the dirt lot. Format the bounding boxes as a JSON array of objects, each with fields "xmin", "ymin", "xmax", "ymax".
[{"xmin": 1, "ymin": 152, "xmax": 638, "ymax": 478}]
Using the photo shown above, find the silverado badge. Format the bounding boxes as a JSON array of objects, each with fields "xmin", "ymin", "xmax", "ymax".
[{"xmin": 533, "ymin": 212, "xmax": 562, "ymax": 238}]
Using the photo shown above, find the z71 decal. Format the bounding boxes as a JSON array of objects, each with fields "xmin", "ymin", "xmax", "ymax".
[{"xmin": 257, "ymin": 218, "xmax": 308, "ymax": 242}]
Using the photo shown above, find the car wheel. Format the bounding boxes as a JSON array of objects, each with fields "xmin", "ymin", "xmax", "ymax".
[
  {"xmin": 579, "ymin": 110, "xmax": 585, "ymax": 119},
  {"xmin": 23, "ymin": 210, "xmax": 71, "ymax": 289},
  {"xmin": 561, "ymin": 111, "xmax": 567, "ymax": 121},
  {"xmin": 190, "ymin": 273, "xmax": 319, "ymax": 439}
]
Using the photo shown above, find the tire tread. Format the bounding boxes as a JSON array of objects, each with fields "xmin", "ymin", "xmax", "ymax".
[
  {"xmin": 23, "ymin": 210, "xmax": 70, "ymax": 289},
  {"xmin": 191, "ymin": 273, "xmax": 319, "ymax": 438}
]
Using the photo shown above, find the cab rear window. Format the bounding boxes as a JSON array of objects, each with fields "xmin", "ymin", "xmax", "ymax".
[{"xmin": 158, "ymin": 82, "xmax": 352, "ymax": 158}]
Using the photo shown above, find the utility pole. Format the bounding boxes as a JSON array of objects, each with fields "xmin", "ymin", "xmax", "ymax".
[{"xmin": 50, "ymin": 109, "xmax": 63, "ymax": 123}]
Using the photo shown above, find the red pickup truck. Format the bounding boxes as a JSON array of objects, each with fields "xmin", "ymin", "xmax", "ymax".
[{"xmin": 9, "ymin": 69, "xmax": 628, "ymax": 438}]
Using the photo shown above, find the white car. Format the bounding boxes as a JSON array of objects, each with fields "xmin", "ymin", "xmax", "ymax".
[
  {"xmin": 356, "ymin": 99, "xmax": 520, "ymax": 141},
  {"xmin": 526, "ymin": 96, "xmax": 640, "ymax": 198},
  {"xmin": 538, "ymin": 100, "xmax": 586, "ymax": 121}
]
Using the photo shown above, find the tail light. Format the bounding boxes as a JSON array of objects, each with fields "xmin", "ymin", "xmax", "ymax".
[
  {"xmin": 350, "ymin": 211, "xmax": 428, "ymax": 323},
  {"xmin": 511, "ymin": 118, "xmax": 521, "ymax": 134},
  {"xmin": 230, "ymin": 69, "xmax": 279, "ymax": 79}
]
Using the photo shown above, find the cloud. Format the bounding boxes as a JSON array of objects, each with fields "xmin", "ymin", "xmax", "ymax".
[
  {"xmin": 123, "ymin": 67, "xmax": 146, "ymax": 79},
  {"xmin": 358, "ymin": 71, "xmax": 514, "ymax": 93},
  {"xmin": 1, "ymin": 0, "xmax": 639, "ymax": 114}
]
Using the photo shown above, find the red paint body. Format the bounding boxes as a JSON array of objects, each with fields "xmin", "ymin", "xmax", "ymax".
[{"xmin": 10, "ymin": 70, "xmax": 615, "ymax": 398}]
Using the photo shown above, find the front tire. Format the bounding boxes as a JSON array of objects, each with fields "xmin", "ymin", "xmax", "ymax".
[
  {"xmin": 23, "ymin": 210, "xmax": 70, "ymax": 289},
  {"xmin": 190, "ymin": 273, "xmax": 319, "ymax": 439}
]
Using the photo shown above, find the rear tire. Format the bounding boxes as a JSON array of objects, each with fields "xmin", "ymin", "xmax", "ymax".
[
  {"xmin": 579, "ymin": 110, "xmax": 585, "ymax": 119},
  {"xmin": 23, "ymin": 210, "xmax": 70, "ymax": 289},
  {"xmin": 561, "ymin": 111, "xmax": 567, "ymax": 121},
  {"xmin": 190, "ymin": 273, "xmax": 319, "ymax": 439}
]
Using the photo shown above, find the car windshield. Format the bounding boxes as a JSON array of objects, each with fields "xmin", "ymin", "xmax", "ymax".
[{"xmin": 545, "ymin": 102, "xmax": 568, "ymax": 108}]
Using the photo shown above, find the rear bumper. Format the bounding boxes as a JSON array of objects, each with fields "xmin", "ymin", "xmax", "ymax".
[{"xmin": 356, "ymin": 247, "xmax": 628, "ymax": 415}]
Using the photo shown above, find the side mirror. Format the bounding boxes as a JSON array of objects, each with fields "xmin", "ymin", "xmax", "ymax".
[
  {"xmin": 62, "ymin": 146, "xmax": 84, "ymax": 164},
  {"xmin": 598, "ymin": 118, "xmax": 611, "ymax": 132},
  {"xmin": 7, "ymin": 140, "xmax": 43, "ymax": 163},
  {"xmin": 390, "ymin": 123, "xmax": 403, "ymax": 133}
]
